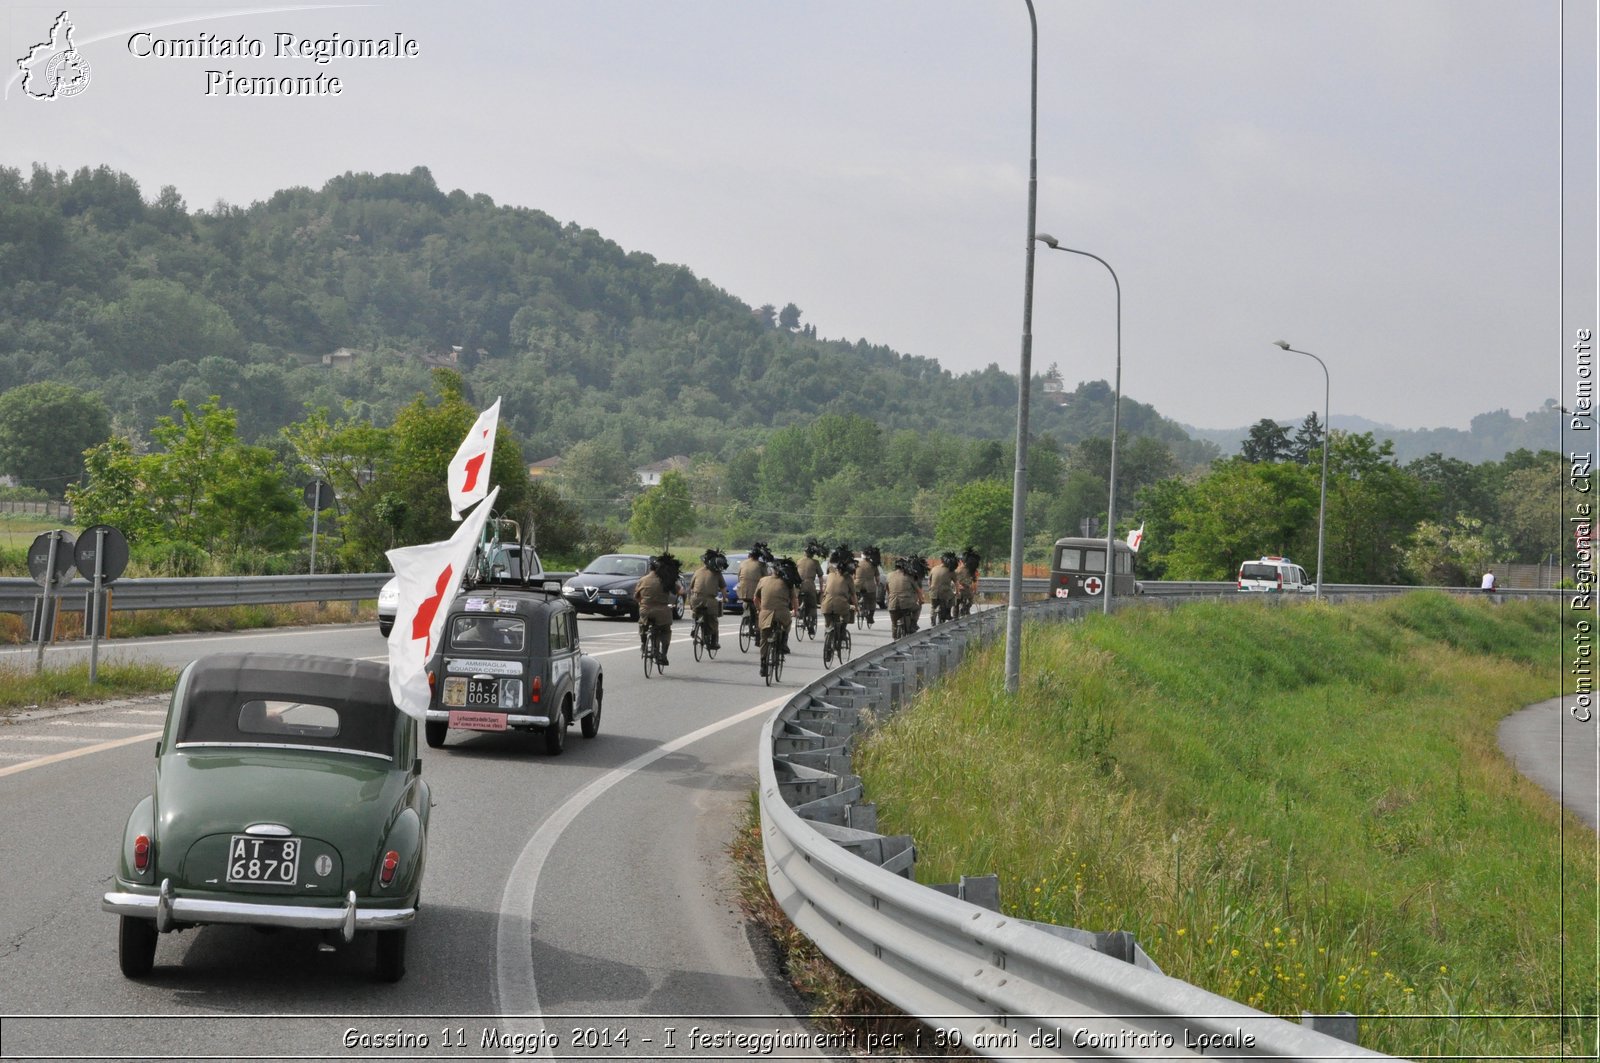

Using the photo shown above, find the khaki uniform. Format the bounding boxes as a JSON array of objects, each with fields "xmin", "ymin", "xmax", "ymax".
[
  {"xmin": 885, "ymin": 567, "xmax": 922, "ymax": 634},
  {"xmin": 854, "ymin": 559, "xmax": 880, "ymax": 599},
  {"xmin": 736, "ymin": 556, "xmax": 765, "ymax": 603},
  {"xmin": 688, "ymin": 565, "xmax": 722, "ymax": 647},
  {"xmin": 929, "ymin": 563, "xmax": 956, "ymax": 622},
  {"xmin": 821, "ymin": 569, "xmax": 855, "ymax": 625},
  {"xmin": 754, "ymin": 574, "xmax": 794, "ymax": 636},
  {"xmin": 795, "ymin": 555, "xmax": 822, "ymax": 611},
  {"xmin": 635, "ymin": 570, "xmax": 674, "ymax": 653},
  {"xmin": 954, "ymin": 567, "xmax": 976, "ymax": 611}
]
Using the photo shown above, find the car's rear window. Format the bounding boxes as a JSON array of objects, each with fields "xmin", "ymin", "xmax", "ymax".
[
  {"xmin": 449, "ymin": 614, "xmax": 527, "ymax": 652},
  {"xmin": 1240, "ymin": 563, "xmax": 1280, "ymax": 580},
  {"xmin": 175, "ymin": 657, "xmax": 396, "ymax": 761}
]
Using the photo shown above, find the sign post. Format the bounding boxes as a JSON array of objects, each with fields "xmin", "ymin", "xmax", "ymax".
[
  {"xmin": 305, "ymin": 480, "xmax": 334, "ymax": 575},
  {"xmin": 74, "ymin": 525, "xmax": 128, "ymax": 685},
  {"xmin": 28, "ymin": 530, "xmax": 75, "ymax": 674}
]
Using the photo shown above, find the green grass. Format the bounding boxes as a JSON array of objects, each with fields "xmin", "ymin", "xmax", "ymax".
[
  {"xmin": 0, "ymin": 659, "xmax": 179, "ymax": 712},
  {"xmin": 853, "ymin": 594, "xmax": 1594, "ymax": 1060}
]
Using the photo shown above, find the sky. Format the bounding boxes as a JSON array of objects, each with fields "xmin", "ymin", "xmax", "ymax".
[{"xmin": 2, "ymin": 0, "xmax": 1595, "ymax": 434}]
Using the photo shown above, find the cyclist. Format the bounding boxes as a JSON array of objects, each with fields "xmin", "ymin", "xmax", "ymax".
[
  {"xmin": 795, "ymin": 539, "xmax": 826, "ymax": 632},
  {"xmin": 929, "ymin": 551, "xmax": 958, "ymax": 625},
  {"xmin": 635, "ymin": 552, "xmax": 680, "ymax": 668},
  {"xmin": 822, "ymin": 544, "xmax": 857, "ymax": 649},
  {"xmin": 854, "ymin": 545, "xmax": 882, "ymax": 627},
  {"xmin": 955, "ymin": 545, "xmax": 981, "ymax": 616},
  {"xmin": 754, "ymin": 555, "xmax": 798, "ymax": 678},
  {"xmin": 687, "ymin": 548, "xmax": 727, "ymax": 651},
  {"xmin": 885, "ymin": 555, "xmax": 924, "ymax": 637},
  {"xmin": 737, "ymin": 542, "xmax": 769, "ymax": 613}
]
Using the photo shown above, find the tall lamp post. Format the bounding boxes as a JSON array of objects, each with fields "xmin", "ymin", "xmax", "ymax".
[
  {"xmin": 1004, "ymin": 0, "xmax": 1040, "ymax": 694},
  {"xmin": 1036, "ymin": 234, "xmax": 1121, "ymax": 615},
  {"xmin": 1273, "ymin": 340, "xmax": 1329, "ymax": 599}
]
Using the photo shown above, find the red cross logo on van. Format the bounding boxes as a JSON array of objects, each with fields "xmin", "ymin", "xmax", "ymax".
[{"xmin": 1082, "ymin": 576, "xmax": 1103, "ymax": 596}]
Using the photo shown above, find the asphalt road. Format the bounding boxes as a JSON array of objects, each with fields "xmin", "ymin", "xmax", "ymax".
[
  {"xmin": 1497, "ymin": 694, "xmax": 1600, "ymax": 832},
  {"xmin": 0, "ymin": 610, "xmax": 895, "ymax": 1061}
]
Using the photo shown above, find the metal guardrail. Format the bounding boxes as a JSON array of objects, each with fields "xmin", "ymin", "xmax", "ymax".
[
  {"xmin": 758, "ymin": 600, "xmax": 1395, "ymax": 1060},
  {"xmin": 0, "ymin": 573, "xmax": 389, "ymax": 616}
]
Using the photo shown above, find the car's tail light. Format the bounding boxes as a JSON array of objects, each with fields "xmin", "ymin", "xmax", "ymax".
[
  {"xmin": 427, "ymin": 670, "xmax": 436, "ymax": 690},
  {"xmin": 380, "ymin": 850, "xmax": 399, "ymax": 887},
  {"xmin": 529, "ymin": 675, "xmax": 541, "ymax": 703},
  {"xmin": 133, "ymin": 834, "xmax": 151, "ymax": 873}
]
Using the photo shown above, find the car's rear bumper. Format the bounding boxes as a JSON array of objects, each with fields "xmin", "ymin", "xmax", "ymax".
[
  {"xmin": 424, "ymin": 709, "xmax": 554, "ymax": 728},
  {"xmin": 103, "ymin": 879, "xmax": 413, "ymax": 942}
]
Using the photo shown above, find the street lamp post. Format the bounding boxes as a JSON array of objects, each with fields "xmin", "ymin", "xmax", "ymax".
[
  {"xmin": 1273, "ymin": 340, "xmax": 1329, "ymax": 599},
  {"xmin": 1003, "ymin": 0, "xmax": 1040, "ymax": 694},
  {"xmin": 1036, "ymin": 234, "xmax": 1121, "ymax": 615}
]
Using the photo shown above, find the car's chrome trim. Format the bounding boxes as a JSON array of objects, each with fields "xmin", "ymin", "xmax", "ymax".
[
  {"xmin": 175, "ymin": 741, "xmax": 393, "ymax": 762},
  {"xmin": 424, "ymin": 710, "xmax": 552, "ymax": 727},
  {"xmin": 244, "ymin": 823, "xmax": 293, "ymax": 836},
  {"xmin": 102, "ymin": 888, "xmax": 414, "ymax": 939}
]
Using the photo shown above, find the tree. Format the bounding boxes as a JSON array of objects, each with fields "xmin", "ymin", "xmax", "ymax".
[
  {"xmin": 0, "ymin": 381, "xmax": 110, "ymax": 494},
  {"xmin": 1163, "ymin": 460, "xmax": 1318, "ymax": 579},
  {"xmin": 1320, "ymin": 432, "xmax": 1427, "ymax": 583},
  {"xmin": 559, "ymin": 438, "xmax": 638, "ymax": 524},
  {"xmin": 778, "ymin": 303, "xmax": 803, "ymax": 331},
  {"xmin": 1497, "ymin": 462, "xmax": 1562, "ymax": 563},
  {"xmin": 1289, "ymin": 411, "xmax": 1324, "ymax": 465},
  {"xmin": 934, "ymin": 479, "xmax": 1012, "ymax": 560},
  {"xmin": 629, "ymin": 469, "xmax": 696, "ymax": 550},
  {"xmin": 1402, "ymin": 516, "xmax": 1498, "ymax": 586},
  {"xmin": 1239, "ymin": 419, "xmax": 1292, "ymax": 463}
]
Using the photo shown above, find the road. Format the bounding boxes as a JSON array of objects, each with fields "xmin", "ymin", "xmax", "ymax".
[{"xmin": 0, "ymin": 610, "xmax": 896, "ymax": 1061}]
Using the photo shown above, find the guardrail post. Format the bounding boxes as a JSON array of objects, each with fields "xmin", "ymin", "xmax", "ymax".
[{"xmin": 1301, "ymin": 1012, "xmax": 1360, "ymax": 1045}]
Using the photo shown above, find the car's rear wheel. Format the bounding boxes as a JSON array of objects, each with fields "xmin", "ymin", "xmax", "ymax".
[
  {"xmin": 544, "ymin": 702, "xmax": 568, "ymax": 755},
  {"xmin": 377, "ymin": 617, "xmax": 393, "ymax": 638},
  {"xmin": 580, "ymin": 681, "xmax": 602, "ymax": 738},
  {"xmin": 118, "ymin": 916, "xmax": 157, "ymax": 978},
  {"xmin": 424, "ymin": 720, "xmax": 447, "ymax": 748},
  {"xmin": 375, "ymin": 929, "xmax": 407, "ymax": 982}
]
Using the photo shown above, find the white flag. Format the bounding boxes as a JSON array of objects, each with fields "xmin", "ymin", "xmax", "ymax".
[
  {"xmin": 447, "ymin": 397, "xmax": 500, "ymax": 520},
  {"xmin": 386, "ymin": 485, "xmax": 501, "ymax": 718},
  {"xmin": 1126, "ymin": 522, "xmax": 1145, "ymax": 552}
]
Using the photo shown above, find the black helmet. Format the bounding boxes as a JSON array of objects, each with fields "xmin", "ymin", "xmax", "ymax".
[
  {"xmin": 893, "ymin": 555, "xmax": 914, "ymax": 575},
  {"xmin": 863, "ymin": 545, "xmax": 882, "ymax": 566},
  {"xmin": 774, "ymin": 557, "xmax": 801, "ymax": 586},
  {"xmin": 941, "ymin": 551, "xmax": 959, "ymax": 570},
  {"xmin": 703, "ymin": 547, "xmax": 729, "ymax": 571},
  {"xmin": 804, "ymin": 537, "xmax": 826, "ymax": 559},
  {"xmin": 651, "ymin": 552, "xmax": 681, "ymax": 583},
  {"xmin": 910, "ymin": 556, "xmax": 930, "ymax": 581},
  {"xmin": 962, "ymin": 546, "xmax": 981, "ymax": 575},
  {"xmin": 828, "ymin": 544, "xmax": 853, "ymax": 569}
]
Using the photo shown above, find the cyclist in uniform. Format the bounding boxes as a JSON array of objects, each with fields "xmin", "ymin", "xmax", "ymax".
[
  {"xmin": 795, "ymin": 539, "xmax": 826, "ymax": 629},
  {"xmin": 737, "ymin": 542, "xmax": 768, "ymax": 613},
  {"xmin": 635, "ymin": 552, "xmax": 680, "ymax": 667},
  {"xmin": 754, "ymin": 556, "xmax": 798, "ymax": 678},
  {"xmin": 821, "ymin": 544, "xmax": 857, "ymax": 643},
  {"xmin": 687, "ymin": 548, "xmax": 727, "ymax": 651},
  {"xmin": 929, "ymin": 552, "xmax": 958, "ymax": 624},
  {"xmin": 854, "ymin": 545, "xmax": 882, "ymax": 627},
  {"xmin": 885, "ymin": 555, "xmax": 924, "ymax": 636},
  {"xmin": 955, "ymin": 546, "xmax": 981, "ymax": 616}
]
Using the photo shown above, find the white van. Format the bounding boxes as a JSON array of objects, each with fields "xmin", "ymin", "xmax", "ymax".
[{"xmin": 1237, "ymin": 556, "xmax": 1313, "ymax": 593}]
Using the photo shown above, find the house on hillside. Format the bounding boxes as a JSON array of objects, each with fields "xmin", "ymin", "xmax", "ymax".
[
  {"xmin": 527, "ymin": 456, "xmax": 563, "ymax": 478},
  {"xmin": 321, "ymin": 347, "xmax": 358, "ymax": 368},
  {"xmin": 635, "ymin": 456, "xmax": 689, "ymax": 487}
]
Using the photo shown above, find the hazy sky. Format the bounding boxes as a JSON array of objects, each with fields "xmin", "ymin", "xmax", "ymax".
[{"xmin": 3, "ymin": 1, "xmax": 1594, "ymax": 433}]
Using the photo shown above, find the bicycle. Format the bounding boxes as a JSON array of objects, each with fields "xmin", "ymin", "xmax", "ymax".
[
  {"xmin": 823, "ymin": 617, "xmax": 852, "ymax": 668},
  {"xmin": 738, "ymin": 608, "xmax": 758, "ymax": 654},
  {"xmin": 799, "ymin": 597, "xmax": 818, "ymax": 640},
  {"xmin": 691, "ymin": 612, "xmax": 718, "ymax": 661},
  {"xmin": 640, "ymin": 623, "xmax": 667, "ymax": 677},
  {"xmin": 856, "ymin": 595, "xmax": 875, "ymax": 630},
  {"xmin": 759, "ymin": 626, "xmax": 786, "ymax": 686}
]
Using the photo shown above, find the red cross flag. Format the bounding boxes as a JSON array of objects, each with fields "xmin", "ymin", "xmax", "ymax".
[
  {"xmin": 1126, "ymin": 522, "xmax": 1145, "ymax": 552},
  {"xmin": 447, "ymin": 397, "xmax": 501, "ymax": 520},
  {"xmin": 385, "ymin": 485, "xmax": 500, "ymax": 718}
]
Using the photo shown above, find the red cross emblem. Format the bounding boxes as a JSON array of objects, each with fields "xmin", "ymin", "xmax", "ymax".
[{"xmin": 1082, "ymin": 576, "xmax": 1103, "ymax": 596}]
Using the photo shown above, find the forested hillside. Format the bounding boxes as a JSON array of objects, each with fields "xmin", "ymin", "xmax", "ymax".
[{"xmin": 0, "ymin": 162, "xmax": 1209, "ymax": 465}]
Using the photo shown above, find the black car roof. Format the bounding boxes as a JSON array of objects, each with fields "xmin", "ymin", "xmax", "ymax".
[{"xmin": 175, "ymin": 653, "xmax": 397, "ymax": 755}]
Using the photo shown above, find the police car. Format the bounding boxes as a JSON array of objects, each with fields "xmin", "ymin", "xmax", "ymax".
[{"xmin": 1236, "ymin": 556, "xmax": 1313, "ymax": 593}]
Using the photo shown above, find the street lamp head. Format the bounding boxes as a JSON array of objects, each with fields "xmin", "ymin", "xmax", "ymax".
[
  {"xmin": 1273, "ymin": 340, "xmax": 1292, "ymax": 351},
  {"xmin": 1034, "ymin": 232, "xmax": 1060, "ymax": 249}
]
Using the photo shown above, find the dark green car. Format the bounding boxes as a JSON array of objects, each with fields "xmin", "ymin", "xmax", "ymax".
[{"xmin": 101, "ymin": 652, "xmax": 430, "ymax": 982}]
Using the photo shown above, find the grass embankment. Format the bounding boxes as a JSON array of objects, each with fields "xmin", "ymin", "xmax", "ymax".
[{"xmin": 850, "ymin": 594, "xmax": 1593, "ymax": 1060}]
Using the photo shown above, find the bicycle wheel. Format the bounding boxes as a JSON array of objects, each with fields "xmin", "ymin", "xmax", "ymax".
[
  {"xmin": 641, "ymin": 637, "xmax": 654, "ymax": 677},
  {"xmin": 823, "ymin": 626, "xmax": 835, "ymax": 667},
  {"xmin": 771, "ymin": 642, "xmax": 784, "ymax": 683},
  {"xmin": 839, "ymin": 627, "xmax": 851, "ymax": 663},
  {"xmin": 692, "ymin": 625, "xmax": 703, "ymax": 661},
  {"xmin": 739, "ymin": 614, "xmax": 754, "ymax": 654},
  {"xmin": 705, "ymin": 618, "xmax": 718, "ymax": 659},
  {"xmin": 761, "ymin": 639, "xmax": 774, "ymax": 686}
]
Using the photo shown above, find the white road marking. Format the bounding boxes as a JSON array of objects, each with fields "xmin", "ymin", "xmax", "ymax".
[
  {"xmin": 2, "ymin": 734, "xmax": 109, "ymax": 743},
  {"xmin": 0, "ymin": 730, "xmax": 161, "ymax": 778},
  {"xmin": 48, "ymin": 720, "xmax": 157, "ymax": 728},
  {"xmin": 495, "ymin": 692, "xmax": 787, "ymax": 1045}
]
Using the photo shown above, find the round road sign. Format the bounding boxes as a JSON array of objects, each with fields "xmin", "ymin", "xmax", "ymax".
[
  {"xmin": 304, "ymin": 479, "xmax": 336, "ymax": 511},
  {"xmin": 74, "ymin": 524, "xmax": 130, "ymax": 583},
  {"xmin": 27, "ymin": 530, "xmax": 77, "ymax": 587}
]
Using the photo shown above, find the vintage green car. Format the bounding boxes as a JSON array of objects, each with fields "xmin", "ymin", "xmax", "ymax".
[{"xmin": 101, "ymin": 652, "xmax": 429, "ymax": 982}]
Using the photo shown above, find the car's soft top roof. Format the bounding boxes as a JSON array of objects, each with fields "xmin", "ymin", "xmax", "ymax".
[{"xmin": 176, "ymin": 653, "xmax": 397, "ymax": 753}]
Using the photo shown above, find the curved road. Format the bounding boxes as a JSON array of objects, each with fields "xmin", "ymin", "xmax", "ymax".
[{"xmin": 0, "ymin": 611, "xmax": 897, "ymax": 1060}]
